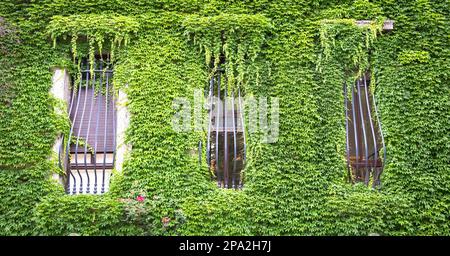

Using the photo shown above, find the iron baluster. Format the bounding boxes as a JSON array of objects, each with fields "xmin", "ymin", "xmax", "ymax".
[
  {"xmin": 351, "ymin": 82, "xmax": 359, "ymax": 182},
  {"xmin": 223, "ymin": 75, "xmax": 228, "ymax": 189},
  {"xmin": 343, "ymin": 82, "xmax": 352, "ymax": 183},
  {"xmin": 93, "ymin": 61, "xmax": 103, "ymax": 194},
  {"xmin": 357, "ymin": 79, "xmax": 369, "ymax": 185},
  {"xmin": 111, "ymin": 61, "xmax": 117, "ymax": 176},
  {"xmin": 66, "ymin": 69, "xmax": 83, "ymax": 194},
  {"xmin": 73, "ymin": 61, "xmax": 91, "ymax": 194},
  {"xmin": 206, "ymin": 77, "xmax": 214, "ymax": 167},
  {"xmin": 101, "ymin": 71, "xmax": 110, "ymax": 194},
  {"xmin": 215, "ymin": 72, "xmax": 221, "ymax": 188},
  {"xmin": 83, "ymin": 67, "xmax": 96, "ymax": 194},
  {"xmin": 238, "ymin": 88, "xmax": 246, "ymax": 188},
  {"xmin": 363, "ymin": 75, "xmax": 378, "ymax": 187},
  {"xmin": 74, "ymin": 67, "xmax": 91, "ymax": 194},
  {"xmin": 231, "ymin": 92, "xmax": 237, "ymax": 189}
]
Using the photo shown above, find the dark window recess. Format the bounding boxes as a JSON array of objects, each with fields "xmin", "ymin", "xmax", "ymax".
[
  {"xmin": 65, "ymin": 57, "xmax": 116, "ymax": 194},
  {"xmin": 206, "ymin": 67, "xmax": 247, "ymax": 189},
  {"xmin": 344, "ymin": 74, "xmax": 386, "ymax": 187}
]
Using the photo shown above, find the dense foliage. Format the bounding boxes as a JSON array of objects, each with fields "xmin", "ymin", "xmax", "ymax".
[{"xmin": 0, "ymin": 0, "xmax": 449, "ymax": 235}]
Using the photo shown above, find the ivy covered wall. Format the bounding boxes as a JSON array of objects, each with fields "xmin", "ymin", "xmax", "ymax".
[{"xmin": 0, "ymin": 0, "xmax": 449, "ymax": 235}]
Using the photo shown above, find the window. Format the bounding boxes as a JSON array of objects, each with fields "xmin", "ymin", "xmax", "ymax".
[
  {"xmin": 206, "ymin": 66, "xmax": 247, "ymax": 189},
  {"xmin": 65, "ymin": 56, "xmax": 116, "ymax": 194},
  {"xmin": 344, "ymin": 73, "xmax": 386, "ymax": 187}
]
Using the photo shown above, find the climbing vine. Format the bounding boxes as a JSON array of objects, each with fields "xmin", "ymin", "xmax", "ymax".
[
  {"xmin": 317, "ymin": 18, "xmax": 385, "ymax": 78},
  {"xmin": 47, "ymin": 14, "xmax": 139, "ymax": 71},
  {"xmin": 183, "ymin": 13, "xmax": 271, "ymax": 91},
  {"xmin": 0, "ymin": 0, "xmax": 449, "ymax": 236}
]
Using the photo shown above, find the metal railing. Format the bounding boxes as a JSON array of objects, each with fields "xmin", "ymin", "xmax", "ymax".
[
  {"xmin": 65, "ymin": 58, "xmax": 116, "ymax": 194},
  {"xmin": 344, "ymin": 74, "xmax": 386, "ymax": 188},
  {"xmin": 206, "ymin": 69, "xmax": 246, "ymax": 189}
]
